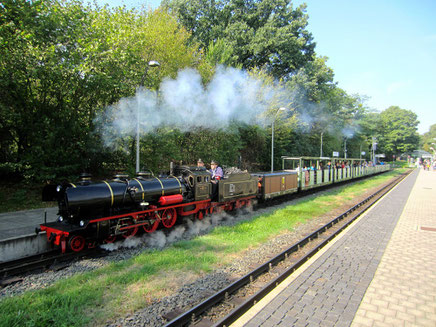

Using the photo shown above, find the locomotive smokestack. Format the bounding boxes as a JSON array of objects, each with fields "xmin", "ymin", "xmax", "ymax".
[
  {"xmin": 113, "ymin": 174, "xmax": 129, "ymax": 182},
  {"xmin": 79, "ymin": 173, "xmax": 92, "ymax": 185},
  {"xmin": 170, "ymin": 162, "xmax": 174, "ymax": 176},
  {"xmin": 136, "ymin": 171, "xmax": 151, "ymax": 179},
  {"xmin": 80, "ymin": 173, "xmax": 92, "ymax": 181}
]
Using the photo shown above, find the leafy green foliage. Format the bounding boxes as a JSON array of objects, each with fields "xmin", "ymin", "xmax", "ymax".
[
  {"xmin": 0, "ymin": 0, "xmax": 424, "ymax": 187},
  {"xmin": 164, "ymin": 0, "xmax": 315, "ymax": 79},
  {"xmin": 0, "ymin": 1, "xmax": 205, "ymax": 182},
  {"xmin": 205, "ymin": 38, "xmax": 238, "ymax": 67},
  {"xmin": 420, "ymin": 123, "xmax": 436, "ymax": 153},
  {"xmin": 378, "ymin": 106, "xmax": 420, "ymax": 157}
]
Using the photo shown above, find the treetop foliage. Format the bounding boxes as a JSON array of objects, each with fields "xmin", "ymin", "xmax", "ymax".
[
  {"xmin": 163, "ymin": 0, "xmax": 315, "ymax": 79},
  {"xmin": 0, "ymin": 0, "xmax": 424, "ymax": 184}
]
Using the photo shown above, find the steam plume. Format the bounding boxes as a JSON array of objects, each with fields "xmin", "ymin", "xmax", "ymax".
[
  {"xmin": 95, "ymin": 66, "xmax": 287, "ymax": 147},
  {"xmin": 99, "ymin": 209, "xmax": 252, "ymax": 252}
]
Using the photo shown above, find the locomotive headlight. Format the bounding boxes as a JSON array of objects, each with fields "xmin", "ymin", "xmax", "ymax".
[
  {"xmin": 79, "ymin": 220, "xmax": 85, "ymax": 227},
  {"xmin": 58, "ymin": 216, "xmax": 64, "ymax": 222}
]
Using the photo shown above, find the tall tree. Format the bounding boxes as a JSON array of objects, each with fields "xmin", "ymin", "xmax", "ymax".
[
  {"xmin": 0, "ymin": 0, "xmax": 95, "ymax": 180},
  {"xmin": 164, "ymin": 0, "xmax": 315, "ymax": 79},
  {"xmin": 420, "ymin": 123, "xmax": 436, "ymax": 154},
  {"xmin": 0, "ymin": 0, "xmax": 206, "ymax": 181},
  {"xmin": 378, "ymin": 106, "xmax": 420, "ymax": 158}
]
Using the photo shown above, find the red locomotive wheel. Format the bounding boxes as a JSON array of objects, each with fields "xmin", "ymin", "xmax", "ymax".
[
  {"xmin": 122, "ymin": 220, "xmax": 138, "ymax": 238},
  {"xmin": 104, "ymin": 235, "xmax": 117, "ymax": 243},
  {"xmin": 143, "ymin": 217, "xmax": 159, "ymax": 233},
  {"xmin": 68, "ymin": 235, "xmax": 86, "ymax": 252},
  {"xmin": 161, "ymin": 208, "xmax": 177, "ymax": 228}
]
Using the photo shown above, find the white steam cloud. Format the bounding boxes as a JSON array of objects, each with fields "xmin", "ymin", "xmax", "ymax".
[
  {"xmin": 100, "ymin": 208, "xmax": 253, "ymax": 252},
  {"xmin": 96, "ymin": 66, "xmax": 287, "ymax": 147}
]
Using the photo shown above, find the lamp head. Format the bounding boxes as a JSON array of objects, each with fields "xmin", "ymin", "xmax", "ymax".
[{"xmin": 148, "ymin": 60, "xmax": 160, "ymax": 67}]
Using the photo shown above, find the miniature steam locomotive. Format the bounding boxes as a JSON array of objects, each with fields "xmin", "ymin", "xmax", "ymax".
[{"xmin": 39, "ymin": 164, "xmax": 258, "ymax": 252}]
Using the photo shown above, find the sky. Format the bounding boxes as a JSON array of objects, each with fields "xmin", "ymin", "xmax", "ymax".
[{"xmin": 94, "ymin": 0, "xmax": 436, "ymax": 134}]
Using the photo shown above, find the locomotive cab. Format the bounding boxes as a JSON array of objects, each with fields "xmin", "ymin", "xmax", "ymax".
[{"xmin": 173, "ymin": 165, "xmax": 211, "ymax": 201}]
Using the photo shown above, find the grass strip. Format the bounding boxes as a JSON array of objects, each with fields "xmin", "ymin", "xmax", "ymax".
[{"xmin": 0, "ymin": 169, "xmax": 408, "ymax": 327}]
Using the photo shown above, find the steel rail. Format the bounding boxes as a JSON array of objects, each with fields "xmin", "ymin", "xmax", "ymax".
[
  {"xmin": 0, "ymin": 248, "xmax": 100, "ymax": 282},
  {"xmin": 163, "ymin": 170, "xmax": 411, "ymax": 327}
]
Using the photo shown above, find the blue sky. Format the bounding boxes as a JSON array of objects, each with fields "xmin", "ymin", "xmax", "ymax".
[{"xmin": 94, "ymin": 0, "xmax": 436, "ymax": 134}]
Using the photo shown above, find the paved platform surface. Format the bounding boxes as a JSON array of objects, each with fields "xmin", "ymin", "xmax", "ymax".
[
  {"xmin": 0, "ymin": 207, "xmax": 57, "ymax": 241},
  {"xmin": 232, "ymin": 169, "xmax": 436, "ymax": 326}
]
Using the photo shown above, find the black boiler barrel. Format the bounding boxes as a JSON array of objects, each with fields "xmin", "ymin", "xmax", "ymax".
[
  {"xmin": 64, "ymin": 181, "xmax": 130, "ymax": 211},
  {"xmin": 64, "ymin": 176, "xmax": 185, "ymax": 211},
  {"xmin": 130, "ymin": 176, "xmax": 185, "ymax": 203}
]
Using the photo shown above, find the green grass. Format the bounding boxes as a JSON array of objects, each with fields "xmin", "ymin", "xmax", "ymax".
[{"xmin": 0, "ymin": 169, "xmax": 409, "ymax": 327}]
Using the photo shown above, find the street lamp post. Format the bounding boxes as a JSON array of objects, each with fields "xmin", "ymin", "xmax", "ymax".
[
  {"xmin": 320, "ymin": 132, "xmax": 324, "ymax": 158},
  {"xmin": 271, "ymin": 107, "xmax": 286, "ymax": 173},
  {"xmin": 136, "ymin": 60, "xmax": 160, "ymax": 173},
  {"xmin": 371, "ymin": 136, "xmax": 377, "ymax": 165},
  {"xmin": 344, "ymin": 138, "xmax": 347, "ymax": 159}
]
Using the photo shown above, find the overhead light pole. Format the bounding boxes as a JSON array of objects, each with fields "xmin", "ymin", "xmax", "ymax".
[
  {"xmin": 320, "ymin": 132, "xmax": 324, "ymax": 157},
  {"xmin": 371, "ymin": 136, "xmax": 377, "ymax": 165},
  {"xmin": 344, "ymin": 137, "xmax": 347, "ymax": 159},
  {"xmin": 271, "ymin": 107, "xmax": 286, "ymax": 173},
  {"xmin": 136, "ymin": 60, "xmax": 160, "ymax": 173}
]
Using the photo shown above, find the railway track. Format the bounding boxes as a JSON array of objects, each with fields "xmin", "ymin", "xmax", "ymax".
[
  {"xmin": 162, "ymin": 170, "xmax": 411, "ymax": 327},
  {"xmin": 0, "ymin": 248, "xmax": 102, "ymax": 287}
]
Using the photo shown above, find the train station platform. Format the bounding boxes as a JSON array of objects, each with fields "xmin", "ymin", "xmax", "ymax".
[
  {"xmin": 0, "ymin": 207, "xmax": 57, "ymax": 241},
  {"xmin": 232, "ymin": 168, "xmax": 436, "ymax": 327}
]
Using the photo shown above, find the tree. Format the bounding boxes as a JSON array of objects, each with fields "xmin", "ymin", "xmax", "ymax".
[
  {"xmin": 420, "ymin": 124, "xmax": 436, "ymax": 154},
  {"xmin": 0, "ymin": 0, "xmax": 96, "ymax": 180},
  {"xmin": 205, "ymin": 38, "xmax": 237, "ymax": 67},
  {"xmin": 0, "ymin": 1, "xmax": 207, "ymax": 181},
  {"xmin": 378, "ymin": 106, "xmax": 420, "ymax": 159},
  {"xmin": 164, "ymin": 0, "xmax": 316, "ymax": 79}
]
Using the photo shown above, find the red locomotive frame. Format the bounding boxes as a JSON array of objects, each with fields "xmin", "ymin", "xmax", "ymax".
[{"xmin": 40, "ymin": 196, "xmax": 255, "ymax": 253}]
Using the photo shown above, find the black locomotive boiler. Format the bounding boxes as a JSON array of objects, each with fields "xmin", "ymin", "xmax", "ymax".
[{"xmin": 39, "ymin": 165, "xmax": 258, "ymax": 252}]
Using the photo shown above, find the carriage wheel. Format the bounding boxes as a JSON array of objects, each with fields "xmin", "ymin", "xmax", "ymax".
[
  {"xmin": 142, "ymin": 216, "xmax": 159, "ymax": 233},
  {"xmin": 161, "ymin": 208, "xmax": 177, "ymax": 228},
  {"xmin": 68, "ymin": 235, "xmax": 86, "ymax": 252},
  {"xmin": 122, "ymin": 219, "xmax": 138, "ymax": 238},
  {"xmin": 104, "ymin": 235, "xmax": 117, "ymax": 244}
]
